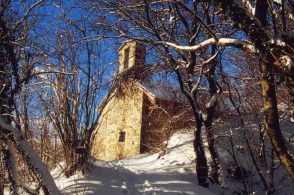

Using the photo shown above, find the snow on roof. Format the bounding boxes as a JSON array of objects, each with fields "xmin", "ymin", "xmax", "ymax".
[{"xmin": 136, "ymin": 80, "xmax": 185, "ymax": 102}]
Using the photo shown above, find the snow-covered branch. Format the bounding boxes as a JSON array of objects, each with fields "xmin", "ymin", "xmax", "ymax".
[
  {"xmin": 215, "ymin": 0, "xmax": 294, "ymax": 78},
  {"xmin": 0, "ymin": 115, "xmax": 61, "ymax": 195},
  {"xmin": 32, "ymin": 70, "xmax": 74, "ymax": 77},
  {"xmin": 165, "ymin": 38, "xmax": 257, "ymax": 53},
  {"xmin": 242, "ymin": 0, "xmax": 255, "ymax": 15},
  {"xmin": 206, "ymin": 94, "xmax": 217, "ymax": 109}
]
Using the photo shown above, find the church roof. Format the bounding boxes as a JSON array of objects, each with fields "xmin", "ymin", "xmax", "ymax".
[
  {"xmin": 135, "ymin": 80, "xmax": 185, "ymax": 103},
  {"xmin": 97, "ymin": 79, "xmax": 186, "ymax": 113}
]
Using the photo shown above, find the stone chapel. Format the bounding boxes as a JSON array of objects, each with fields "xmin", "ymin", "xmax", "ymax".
[{"xmin": 91, "ymin": 40, "xmax": 192, "ymax": 161}]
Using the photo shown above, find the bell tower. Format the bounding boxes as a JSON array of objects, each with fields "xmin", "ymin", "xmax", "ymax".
[{"xmin": 118, "ymin": 40, "xmax": 146, "ymax": 73}]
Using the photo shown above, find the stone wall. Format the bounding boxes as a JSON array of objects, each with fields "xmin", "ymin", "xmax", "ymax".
[
  {"xmin": 118, "ymin": 40, "xmax": 145, "ymax": 73},
  {"xmin": 91, "ymin": 81, "xmax": 144, "ymax": 161}
]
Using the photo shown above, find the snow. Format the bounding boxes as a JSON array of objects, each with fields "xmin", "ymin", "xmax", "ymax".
[
  {"xmin": 280, "ymin": 55, "xmax": 294, "ymax": 69},
  {"xmin": 289, "ymin": 13, "xmax": 294, "ymax": 21},
  {"xmin": 273, "ymin": 0, "xmax": 282, "ymax": 4},
  {"xmin": 137, "ymin": 80, "xmax": 184, "ymax": 102},
  {"xmin": 11, "ymin": 114, "xmax": 293, "ymax": 194},
  {"xmin": 165, "ymin": 38, "xmax": 256, "ymax": 53},
  {"xmin": 52, "ymin": 129, "xmax": 216, "ymax": 195},
  {"xmin": 242, "ymin": 0, "xmax": 255, "ymax": 15},
  {"xmin": 0, "ymin": 115, "xmax": 61, "ymax": 195}
]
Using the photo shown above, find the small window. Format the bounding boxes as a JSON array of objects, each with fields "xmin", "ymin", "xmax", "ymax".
[
  {"xmin": 119, "ymin": 131, "xmax": 125, "ymax": 142},
  {"xmin": 123, "ymin": 48, "xmax": 130, "ymax": 70}
]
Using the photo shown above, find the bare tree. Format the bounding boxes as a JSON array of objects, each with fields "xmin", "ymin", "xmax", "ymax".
[
  {"xmin": 92, "ymin": 0, "xmax": 226, "ymax": 187},
  {"xmin": 91, "ymin": 0, "xmax": 294, "ymax": 188},
  {"xmin": 214, "ymin": 0, "xmax": 294, "ymax": 181},
  {"xmin": 26, "ymin": 4, "xmax": 115, "ymax": 176},
  {"xmin": 0, "ymin": 0, "xmax": 61, "ymax": 194}
]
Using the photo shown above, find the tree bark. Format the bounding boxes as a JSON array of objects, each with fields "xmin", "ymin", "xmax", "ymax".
[
  {"xmin": 215, "ymin": 0, "xmax": 294, "ymax": 182},
  {"xmin": 0, "ymin": 140, "xmax": 18, "ymax": 195},
  {"xmin": 260, "ymin": 59, "xmax": 294, "ymax": 180},
  {"xmin": 205, "ymin": 74, "xmax": 220, "ymax": 184},
  {"xmin": 204, "ymin": 123, "xmax": 219, "ymax": 183},
  {"xmin": 64, "ymin": 143, "xmax": 77, "ymax": 177},
  {"xmin": 194, "ymin": 119, "xmax": 209, "ymax": 187}
]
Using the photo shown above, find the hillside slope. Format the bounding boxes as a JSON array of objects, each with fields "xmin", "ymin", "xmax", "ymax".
[{"xmin": 52, "ymin": 130, "xmax": 216, "ymax": 195}]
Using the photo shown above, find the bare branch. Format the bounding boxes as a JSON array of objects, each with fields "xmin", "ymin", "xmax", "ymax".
[{"xmin": 13, "ymin": 0, "xmax": 45, "ymax": 30}]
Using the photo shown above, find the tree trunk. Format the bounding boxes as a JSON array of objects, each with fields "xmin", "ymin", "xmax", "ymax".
[
  {"xmin": 204, "ymin": 123, "xmax": 219, "ymax": 184},
  {"xmin": 0, "ymin": 53, "xmax": 18, "ymax": 194},
  {"xmin": 1, "ymin": 140, "xmax": 18, "ymax": 195},
  {"xmin": 205, "ymin": 75, "xmax": 220, "ymax": 183},
  {"xmin": 260, "ymin": 59, "xmax": 294, "ymax": 180},
  {"xmin": 0, "ymin": 116, "xmax": 61, "ymax": 195},
  {"xmin": 194, "ymin": 121, "xmax": 209, "ymax": 187},
  {"xmin": 64, "ymin": 143, "xmax": 77, "ymax": 177}
]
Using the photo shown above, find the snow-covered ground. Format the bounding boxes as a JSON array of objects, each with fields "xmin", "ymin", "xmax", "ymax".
[
  {"xmin": 52, "ymin": 130, "xmax": 216, "ymax": 195},
  {"xmin": 5, "ymin": 116, "xmax": 293, "ymax": 194}
]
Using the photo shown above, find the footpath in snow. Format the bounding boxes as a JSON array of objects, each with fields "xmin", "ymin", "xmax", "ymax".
[{"xmin": 52, "ymin": 130, "xmax": 216, "ymax": 195}]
